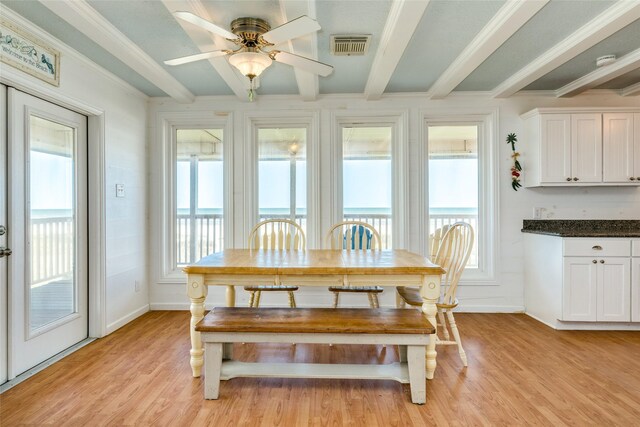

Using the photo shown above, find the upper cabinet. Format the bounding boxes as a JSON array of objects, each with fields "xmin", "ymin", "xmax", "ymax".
[{"xmin": 522, "ymin": 108, "xmax": 640, "ymax": 187}]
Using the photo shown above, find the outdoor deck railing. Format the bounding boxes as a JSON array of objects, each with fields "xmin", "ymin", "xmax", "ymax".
[
  {"xmin": 31, "ymin": 212, "xmax": 478, "ymax": 276},
  {"xmin": 31, "ymin": 217, "xmax": 74, "ymax": 286}
]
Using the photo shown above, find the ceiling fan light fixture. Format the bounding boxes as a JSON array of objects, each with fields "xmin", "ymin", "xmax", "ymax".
[{"xmin": 228, "ymin": 50, "xmax": 272, "ymax": 80}]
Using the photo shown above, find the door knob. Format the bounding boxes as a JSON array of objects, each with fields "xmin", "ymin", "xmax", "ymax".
[{"xmin": 0, "ymin": 247, "xmax": 11, "ymax": 258}]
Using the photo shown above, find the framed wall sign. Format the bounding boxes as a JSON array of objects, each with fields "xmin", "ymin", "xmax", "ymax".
[{"xmin": 0, "ymin": 19, "xmax": 60, "ymax": 86}]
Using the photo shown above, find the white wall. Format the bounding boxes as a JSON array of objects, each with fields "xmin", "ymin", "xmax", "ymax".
[
  {"xmin": 0, "ymin": 10, "xmax": 150, "ymax": 335},
  {"xmin": 148, "ymin": 91, "xmax": 640, "ymax": 313}
]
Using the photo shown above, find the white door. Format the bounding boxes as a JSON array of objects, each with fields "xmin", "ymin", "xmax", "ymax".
[
  {"xmin": 540, "ymin": 114, "xmax": 571, "ymax": 183},
  {"xmin": 597, "ymin": 257, "xmax": 630, "ymax": 322},
  {"xmin": 602, "ymin": 113, "xmax": 634, "ymax": 183},
  {"xmin": 571, "ymin": 114, "xmax": 602, "ymax": 183},
  {"xmin": 0, "ymin": 85, "xmax": 8, "ymax": 384},
  {"xmin": 562, "ymin": 257, "xmax": 597, "ymax": 321},
  {"xmin": 7, "ymin": 88, "xmax": 88, "ymax": 379}
]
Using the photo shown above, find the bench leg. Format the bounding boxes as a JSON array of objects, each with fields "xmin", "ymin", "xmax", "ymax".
[
  {"xmin": 332, "ymin": 292, "xmax": 339, "ymax": 308},
  {"xmin": 204, "ymin": 343, "xmax": 223, "ymax": 399},
  {"xmin": 407, "ymin": 345, "xmax": 426, "ymax": 404},
  {"xmin": 398, "ymin": 345, "xmax": 407, "ymax": 362},
  {"xmin": 223, "ymin": 343, "xmax": 233, "ymax": 360}
]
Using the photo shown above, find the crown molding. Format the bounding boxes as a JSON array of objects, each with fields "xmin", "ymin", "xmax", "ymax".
[
  {"xmin": 556, "ymin": 48, "xmax": 640, "ymax": 97},
  {"xmin": 621, "ymin": 81, "xmax": 640, "ymax": 97},
  {"xmin": 41, "ymin": 0, "xmax": 194, "ymax": 103},
  {"xmin": 0, "ymin": 7, "xmax": 148, "ymax": 101},
  {"xmin": 364, "ymin": 0, "xmax": 430, "ymax": 101},
  {"xmin": 429, "ymin": 0, "xmax": 548, "ymax": 100},
  {"xmin": 492, "ymin": 1, "xmax": 640, "ymax": 98}
]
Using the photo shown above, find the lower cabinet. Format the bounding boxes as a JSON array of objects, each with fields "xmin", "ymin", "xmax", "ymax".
[
  {"xmin": 563, "ymin": 257, "xmax": 630, "ymax": 322},
  {"xmin": 633, "ymin": 257, "xmax": 640, "ymax": 322}
]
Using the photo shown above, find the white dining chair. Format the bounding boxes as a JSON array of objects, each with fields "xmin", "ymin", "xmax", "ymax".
[
  {"xmin": 396, "ymin": 222, "xmax": 474, "ymax": 366},
  {"xmin": 245, "ymin": 219, "xmax": 306, "ymax": 307},
  {"xmin": 325, "ymin": 221, "xmax": 383, "ymax": 308}
]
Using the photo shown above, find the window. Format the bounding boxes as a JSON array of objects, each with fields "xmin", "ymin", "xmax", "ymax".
[
  {"xmin": 257, "ymin": 127, "xmax": 307, "ymax": 233},
  {"xmin": 428, "ymin": 125, "xmax": 479, "ymax": 267},
  {"xmin": 175, "ymin": 128, "xmax": 224, "ymax": 267},
  {"xmin": 342, "ymin": 126, "xmax": 393, "ymax": 249},
  {"xmin": 424, "ymin": 113, "xmax": 498, "ymax": 280}
]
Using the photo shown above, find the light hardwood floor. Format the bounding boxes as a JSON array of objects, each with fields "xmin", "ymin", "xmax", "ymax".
[{"xmin": 1, "ymin": 311, "xmax": 639, "ymax": 426}]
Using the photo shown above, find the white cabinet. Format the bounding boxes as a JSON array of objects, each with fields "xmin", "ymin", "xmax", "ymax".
[
  {"xmin": 524, "ymin": 234, "xmax": 637, "ymax": 328},
  {"xmin": 603, "ymin": 113, "xmax": 636, "ymax": 183},
  {"xmin": 633, "ymin": 239, "xmax": 640, "ymax": 322},
  {"xmin": 563, "ymin": 256, "xmax": 630, "ymax": 322},
  {"xmin": 522, "ymin": 108, "xmax": 640, "ymax": 187}
]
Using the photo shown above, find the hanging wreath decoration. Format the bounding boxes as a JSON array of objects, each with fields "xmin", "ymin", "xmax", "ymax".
[{"xmin": 507, "ymin": 133, "xmax": 522, "ymax": 191}]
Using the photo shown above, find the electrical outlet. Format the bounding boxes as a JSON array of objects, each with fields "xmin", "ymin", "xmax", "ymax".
[
  {"xmin": 134, "ymin": 280, "xmax": 140, "ymax": 292},
  {"xmin": 116, "ymin": 184, "xmax": 125, "ymax": 198},
  {"xmin": 533, "ymin": 207, "xmax": 546, "ymax": 219}
]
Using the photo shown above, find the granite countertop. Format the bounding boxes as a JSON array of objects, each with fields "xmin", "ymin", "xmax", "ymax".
[{"xmin": 521, "ymin": 220, "xmax": 640, "ymax": 237}]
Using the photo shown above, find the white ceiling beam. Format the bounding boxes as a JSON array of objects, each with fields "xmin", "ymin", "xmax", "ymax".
[
  {"xmin": 161, "ymin": 0, "xmax": 249, "ymax": 100},
  {"xmin": 40, "ymin": 0, "xmax": 194, "ymax": 103},
  {"xmin": 621, "ymin": 81, "xmax": 640, "ymax": 97},
  {"xmin": 556, "ymin": 48, "xmax": 640, "ymax": 97},
  {"xmin": 278, "ymin": 0, "xmax": 319, "ymax": 101},
  {"xmin": 492, "ymin": 1, "xmax": 640, "ymax": 98},
  {"xmin": 364, "ymin": 0, "xmax": 430, "ymax": 100},
  {"xmin": 429, "ymin": 0, "xmax": 548, "ymax": 100}
]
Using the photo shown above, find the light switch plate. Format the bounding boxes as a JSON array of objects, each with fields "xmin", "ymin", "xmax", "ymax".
[{"xmin": 116, "ymin": 184, "xmax": 125, "ymax": 198}]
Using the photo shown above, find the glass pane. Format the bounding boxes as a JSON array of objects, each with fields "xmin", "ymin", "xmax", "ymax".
[
  {"xmin": 342, "ymin": 126, "xmax": 392, "ymax": 249},
  {"xmin": 176, "ymin": 128, "xmax": 224, "ymax": 266},
  {"xmin": 257, "ymin": 127, "xmax": 307, "ymax": 233},
  {"xmin": 428, "ymin": 125, "xmax": 479, "ymax": 267},
  {"xmin": 29, "ymin": 115, "xmax": 76, "ymax": 331}
]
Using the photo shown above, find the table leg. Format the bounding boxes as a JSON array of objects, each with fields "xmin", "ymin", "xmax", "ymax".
[
  {"xmin": 187, "ymin": 274, "xmax": 207, "ymax": 377},
  {"xmin": 226, "ymin": 285, "xmax": 236, "ymax": 307},
  {"xmin": 421, "ymin": 274, "xmax": 441, "ymax": 380}
]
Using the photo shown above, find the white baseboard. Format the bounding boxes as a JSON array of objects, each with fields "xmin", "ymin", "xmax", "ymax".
[
  {"xmin": 106, "ymin": 304, "xmax": 149, "ymax": 334},
  {"xmin": 525, "ymin": 312, "xmax": 640, "ymax": 330},
  {"xmin": 457, "ymin": 305, "xmax": 525, "ymax": 313}
]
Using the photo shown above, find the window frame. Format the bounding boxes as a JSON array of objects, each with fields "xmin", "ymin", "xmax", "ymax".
[
  {"xmin": 421, "ymin": 111, "xmax": 499, "ymax": 283},
  {"xmin": 245, "ymin": 112, "xmax": 320, "ymax": 248},
  {"xmin": 158, "ymin": 112, "xmax": 233, "ymax": 283},
  {"xmin": 331, "ymin": 111, "xmax": 409, "ymax": 250}
]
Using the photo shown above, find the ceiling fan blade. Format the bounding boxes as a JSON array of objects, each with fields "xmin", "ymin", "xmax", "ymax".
[
  {"xmin": 261, "ymin": 15, "xmax": 320, "ymax": 45},
  {"xmin": 174, "ymin": 11, "xmax": 238, "ymax": 40},
  {"xmin": 164, "ymin": 50, "xmax": 228, "ymax": 66},
  {"xmin": 272, "ymin": 51, "xmax": 333, "ymax": 77}
]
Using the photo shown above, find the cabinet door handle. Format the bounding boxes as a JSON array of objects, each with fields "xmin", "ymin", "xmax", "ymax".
[
  {"xmin": 592, "ymin": 245, "xmax": 602, "ymax": 250},
  {"xmin": 631, "ymin": 177, "xmax": 636, "ymax": 181},
  {"xmin": 566, "ymin": 177, "xmax": 572, "ymax": 182},
  {"xmin": 592, "ymin": 259, "xmax": 597, "ymax": 264},
  {"xmin": 573, "ymin": 177, "xmax": 579, "ymax": 181},
  {"xmin": 600, "ymin": 260, "xmax": 605, "ymax": 264}
]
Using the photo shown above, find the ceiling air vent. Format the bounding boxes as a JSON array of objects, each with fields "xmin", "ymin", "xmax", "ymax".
[{"xmin": 330, "ymin": 35, "xmax": 371, "ymax": 56}]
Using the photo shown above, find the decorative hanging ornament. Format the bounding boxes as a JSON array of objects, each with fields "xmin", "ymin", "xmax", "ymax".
[{"xmin": 507, "ymin": 133, "xmax": 522, "ymax": 191}]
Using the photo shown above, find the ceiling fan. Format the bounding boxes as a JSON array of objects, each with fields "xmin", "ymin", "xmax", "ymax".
[{"xmin": 165, "ymin": 12, "xmax": 334, "ymax": 98}]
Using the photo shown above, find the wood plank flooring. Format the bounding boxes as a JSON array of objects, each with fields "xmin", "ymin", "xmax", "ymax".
[{"xmin": 1, "ymin": 311, "xmax": 639, "ymax": 426}]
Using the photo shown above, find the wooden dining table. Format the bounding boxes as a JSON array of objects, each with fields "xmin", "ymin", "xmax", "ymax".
[{"xmin": 184, "ymin": 249, "xmax": 445, "ymax": 379}]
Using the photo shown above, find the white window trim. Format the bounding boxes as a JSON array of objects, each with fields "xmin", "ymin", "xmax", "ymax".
[
  {"xmin": 244, "ymin": 111, "xmax": 320, "ymax": 248},
  {"xmin": 330, "ymin": 110, "xmax": 409, "ymax": 249},
  {"xmin": 156, "ymin": 111, "xmax": 234, "ymax": 283},
  {"xmin": 420, "ymin": 109, "xmax": 499, "ymax": 283}
]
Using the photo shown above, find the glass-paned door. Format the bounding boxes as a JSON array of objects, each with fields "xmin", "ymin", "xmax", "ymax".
[
  {"xmin": 428, "ymin": 125, "xmax": 479, "ymax": 267},
  {"xmin": 1, "ymin": 84, "xmax": 7, "ymax": 384},
  {"xmin": 257, "ymin": 127, "xmax": 307, "ymax": 233},
  {"xmin": 7, "ymin": 88, "xmax": 88, "ymax": 379},
  {"xmin": 175, "ymin": 128, "xmax": 224, "ymax": 267},
  {"xmin": 342, "ymin": 126, "xmax": 392, "ymax": 249}
]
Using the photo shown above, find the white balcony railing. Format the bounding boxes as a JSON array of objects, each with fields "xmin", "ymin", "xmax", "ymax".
[{"xmin": 31, "ymin": 216, "xmax": 74, "ymax": 286}]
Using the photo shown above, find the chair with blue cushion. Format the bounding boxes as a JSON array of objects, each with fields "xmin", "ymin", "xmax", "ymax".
[{"xmin": 325, "ymin": 221, "xmax": 383, "ymax": 308}]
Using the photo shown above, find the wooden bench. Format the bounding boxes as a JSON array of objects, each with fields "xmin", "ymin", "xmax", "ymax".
[{"xmin": 195, "ymin": 307, "xmax": 435, "ymax": 404}]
